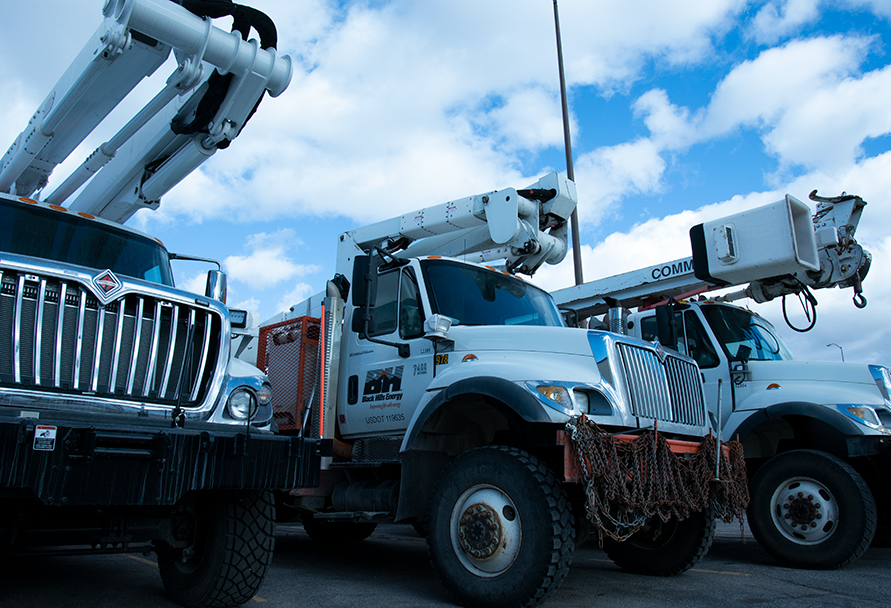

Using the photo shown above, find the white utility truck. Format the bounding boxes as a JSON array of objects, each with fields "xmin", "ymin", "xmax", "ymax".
[
  {"xmin": 255, "ymin": 173, "xmax": 748, "ymax": 607},
  {"xmin": 0, "ymin": 2, "xmax": 323, "ymax": 607},
  {"xmin": 554, "ymin": 190, "xmax": 889, "ymax": 570}
]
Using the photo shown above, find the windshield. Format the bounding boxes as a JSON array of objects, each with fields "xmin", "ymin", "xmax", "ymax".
[
  {"xmin": 0, "ymin": 198, "xmax": 174, "ymax": 286},
  {"xmin": 421, "ymin": 259, "xmax": 564, "ymax": 327},
  {"xmin": 700, "ymin": 305, "xmax": 794, "ymax": 361}
]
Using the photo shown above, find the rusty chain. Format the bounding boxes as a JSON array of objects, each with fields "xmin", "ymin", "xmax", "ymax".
[{"xmin": 566, "ymin": 415, "xmax": 749, "ymax": 543}]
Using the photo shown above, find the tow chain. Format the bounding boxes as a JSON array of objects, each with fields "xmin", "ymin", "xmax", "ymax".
[{"xmin": 566, "ymin": 416, "xmax": 749, "ymax": 543}]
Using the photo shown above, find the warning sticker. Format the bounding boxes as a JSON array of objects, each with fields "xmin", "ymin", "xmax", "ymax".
[{"xmin": 33, "ymin": 425, "xmax": 57, "ymax": 451}]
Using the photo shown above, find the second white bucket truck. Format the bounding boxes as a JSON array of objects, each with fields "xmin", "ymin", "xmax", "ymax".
[
  {"xmin": 554, "ymin": 190, "xmax": 889, "ymax": 571},
  {"xmin": 255, "ymin": 174, "xmax": 748, "ymax": 607}
]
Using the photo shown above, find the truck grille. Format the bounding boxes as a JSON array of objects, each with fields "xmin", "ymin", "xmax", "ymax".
[
  {"xmin": 0, "ymin": 269, "xmax": 221, "ymax": 406},
  {"xmin": 616, "ymin": 343, "xmax": 706, "ymax": 427}
]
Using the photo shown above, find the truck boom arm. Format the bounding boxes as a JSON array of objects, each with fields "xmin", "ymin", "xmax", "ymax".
[
  {"xmin": 554, "ymin": 191, "xmax": 871, "ymax": 320},
  {"xmin": 336, "ymin": 172, "xmax": 578, "ymax": 276},
  {"xmin": 0, "ymin": 0, "xmax": 291, "ymax": 223}
]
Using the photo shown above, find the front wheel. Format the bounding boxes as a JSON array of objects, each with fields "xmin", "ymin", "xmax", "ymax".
[
  {"xmin": 747, "ymin": 450, "xmax": 876, "ymax": 569},
  {"xmin": 427, "ymin": 446, "xmax": 574, "ymax": 608},
  {"xmin": 601, "ymin": 506, "xmax": 715, "ymax": 576},
  {"xmin": 158, "ymin": 490, "xmax": 275, "ymax": 608}
]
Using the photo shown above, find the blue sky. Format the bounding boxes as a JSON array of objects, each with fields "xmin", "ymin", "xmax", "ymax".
[{"xmin": 2, "ymin": 0, "xmax": 890, "ymax": 365}]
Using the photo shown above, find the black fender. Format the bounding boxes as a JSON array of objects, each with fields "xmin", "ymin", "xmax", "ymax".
[
  {"xmin": 732, "ymin": 401, "xmax": 864, "ymax": 442},
  {"xmin": 731, "ymin": 401, "xmax": 882, "ymax": 460},
  {"xmin": 402, "ymin": 376, "xmax": 552, "ymax": 453}
]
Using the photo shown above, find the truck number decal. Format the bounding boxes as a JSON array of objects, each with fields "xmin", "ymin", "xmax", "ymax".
[
  {"xmin": 413, "ymin": 363, "xmax": 427, "ymax": 376},
  {"xmin": 365, "ymin": 413, "xmax": 405, "ymax": 425},
  {"xmin": 435, "ymin": 354, "xmax": 449, "ymax": 365}
]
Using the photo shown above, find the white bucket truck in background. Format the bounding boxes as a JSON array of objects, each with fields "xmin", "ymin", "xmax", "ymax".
[{"xmin": 554, "ymin": 190, "xmax": 889, "ymax": 571}]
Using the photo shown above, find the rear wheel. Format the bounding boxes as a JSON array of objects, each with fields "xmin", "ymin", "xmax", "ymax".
[
  {"xmin": 601, "ymin": 506, "xmax": 715, "ymax": 576},
  {"xmin": 158, "ymin": 490, "xmax": 275, "ymax": 608},
  {"xmin": 747, "ymin": 450, "xmax": 876, "ymax": 569},
  {"xmin": 427, "ymin": 446, "xmax": 574, "ymax": 608}
]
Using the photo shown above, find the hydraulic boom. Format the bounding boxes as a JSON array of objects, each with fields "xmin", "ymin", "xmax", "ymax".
[{"xmin": 0, "ymin": 0, "xmax": 291, "ymax": 223}]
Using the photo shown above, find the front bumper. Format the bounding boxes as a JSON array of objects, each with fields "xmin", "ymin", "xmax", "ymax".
[{"xmin": 0, "ymin": 416, "xmax": 327, "ymax": 506}]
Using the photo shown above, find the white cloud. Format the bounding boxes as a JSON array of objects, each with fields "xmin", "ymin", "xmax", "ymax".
[
  {"xmin": 633, "ymin": 89, "xmax": 699, "ymax": 150},
  {"xmin": 561, "ymin": 0, "xmax": 746, "ymax": 89},
  {"xmin": 762, "ymin": 63, "xmax": 891, "ymax": 172},
  {"xmin": 591, "ymin": 34, "xmax": 889, "ymax": 190},
  {"xmin": 176, "ymin": 271, "xmax": 210, "ymax": 296},
  {"xmin": 703, "ymin": 36, "xmax": 872, "ymax": 137},
  {"xmin": 748, "ymin": 0, "xmax": 821, "ymax": 45},
  {"xmin": 277, "ymin": 281, "xmax": 317, "ymax": 314},
  {"xmin": 224, "ymin": 229, "xmax": 320, "ymax": 289},
  {"xmin": 573, "ymin": 139, "xmax": 667, "ymax": 227}
]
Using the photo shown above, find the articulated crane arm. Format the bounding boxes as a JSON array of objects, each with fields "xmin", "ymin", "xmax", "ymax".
[
  {"xmin": 0, "ymin": 0, "xmax": 291, "ymax": 223},
  {"xmin": 553, "ymin": 191, "xmax": 871, "ymax": 330},
  {"xmin": 336, "ymin": 172, "xmax": 578, "ymax": 277}
]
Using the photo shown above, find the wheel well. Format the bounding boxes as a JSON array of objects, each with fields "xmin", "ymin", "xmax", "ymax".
[
  {"xmin": 741, "ymin": 414, "xmax": 851, "ymax": 471},
  {"xmin": 395, "ymin": 394, "xmax": 562, "ymax": 522}
]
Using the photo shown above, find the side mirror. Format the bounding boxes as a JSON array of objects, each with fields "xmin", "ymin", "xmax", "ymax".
[
  {"xmin": 735, "ymin": 345, "xmax": 752, "ymax": 362},
  {"xmin": 206, "ymin": 269, "xmax": 227, "ymax": 303},
  {"xmin": 655, "ymin": 303, "xmax": 678, "ymax": 350},
  {"xmin": 351, "ymin": 255, "xmax": 373, "ymax": 307},
  {"xmin": 560, "ymin": 308, "xmax": 578, "ymax": 328}
]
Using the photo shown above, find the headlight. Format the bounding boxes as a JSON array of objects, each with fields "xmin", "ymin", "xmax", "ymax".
[
  {"xmin": 839, "ymin": 405, "xmax": 883, "ymax": 429},
  {"xmin": 257, "ymin": 383, "xmax": 272, "ymax": 406},
  {"xmin": 227, "ymin": 388, "xmax": 258, "ymax": 420},
  {"xmin": 536, "ymin": 385, "xmax": 573, "ymax": 409},
  {"xmin": 527, "ymin": 382, "xmax": 587, "ymax": 414}
]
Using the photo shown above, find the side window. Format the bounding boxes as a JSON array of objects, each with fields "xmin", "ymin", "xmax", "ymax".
[
  {"xmin": 683, "ymin": 310, "xmax": 720, "ymax": 369},
  {"xmin": 367, "ymin": 270, "xmax": 399, "ymax": 337},
  {"xmin": 640, "ymin": 316, "xmax": 658, "ymax": 342},
  {"xmin": 399, "ymin": 269, "xmax": 424, "ymax": 339}
]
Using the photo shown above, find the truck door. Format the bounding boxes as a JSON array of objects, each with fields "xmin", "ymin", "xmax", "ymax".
[
  {"xmin": 640, "ymin": 309, "xmax": 731, "ymax": 430},
  {"xmin": 678, "ymin": 308, "xmax": 732, "ymax": 431},
  {"xmin": 339, "ymin": 265, "xmax": 432, "ymax": 437}
]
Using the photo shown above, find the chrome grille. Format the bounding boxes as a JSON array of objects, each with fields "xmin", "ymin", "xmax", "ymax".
[
  {"xmin": 616, "ymin": 342, "xmax": 706, "ymax": 426},
  {"xmin": 0, "ymin": 269, "xmax": 220, "ymax": 406}
]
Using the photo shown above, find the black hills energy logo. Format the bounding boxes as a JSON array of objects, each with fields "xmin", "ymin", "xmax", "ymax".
[{"xmin": 362, "ymin": 366, "xmax": 404, "ymax": 403}]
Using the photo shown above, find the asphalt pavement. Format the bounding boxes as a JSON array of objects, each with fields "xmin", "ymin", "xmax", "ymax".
[{"xmin": 2, "ymin": 522, "xmax": 888, "ymax": 607}]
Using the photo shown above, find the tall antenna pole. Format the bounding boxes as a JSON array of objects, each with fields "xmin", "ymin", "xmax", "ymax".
[{"xmin": 553, "ymin": 0, "xmax": 584, "ymax": 285}]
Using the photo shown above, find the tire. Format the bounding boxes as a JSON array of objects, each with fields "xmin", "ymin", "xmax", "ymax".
[
  {"xmin": 301, "ymin": 515, "xmax": 377, "ymax": 543},
  {"xmin": 427, "ymin": 446, "xmax": 574, "ymax": 608},
  {"xmin": 747, "ymin": 449, "xmax": 877, "ymax": 569},
  {"xmin": 158, "ymin": 490, "xmax": 275, "ymax": 608},
  {"xmin": 601, "ymin": 506, "xmax": 715, "ymax": 576}
]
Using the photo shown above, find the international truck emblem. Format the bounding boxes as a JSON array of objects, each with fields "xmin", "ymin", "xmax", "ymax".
[
  {"xmin": 91, "ymin": 269, "xmax": 123, "ymax": 304},
  {"xmin": 652, "ymin": 340, "xmax": 668, "ymax": 364}
]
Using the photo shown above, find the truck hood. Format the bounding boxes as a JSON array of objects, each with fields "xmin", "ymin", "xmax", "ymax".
[
  {"xmin": 742, "ymin": 360, "xmax": 885, "ymax": 408},
  {"xmin": 444, "ymin": 324, "xmax": 593, "ymax": 356},
  {"xmin": 747, "ymin": 360, "xmax": 876, "ymax": 385}
]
